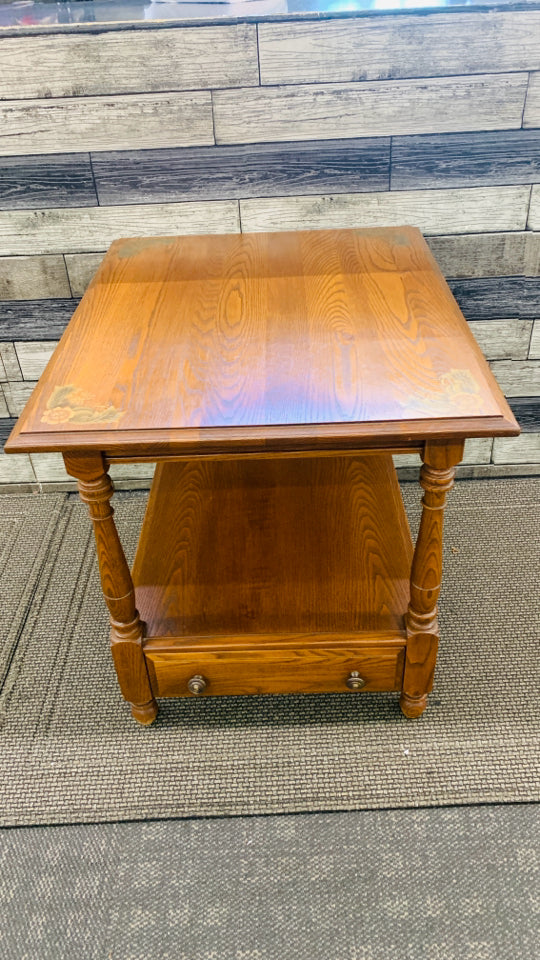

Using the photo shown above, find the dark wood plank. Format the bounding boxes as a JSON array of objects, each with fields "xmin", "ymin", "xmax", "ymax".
[
  {"xmin": 0, "ymin": 418, "xmax": 16, "ymax": 449},
  {"xmin": 92, "ymin": 139, "xmax": 391, "ymax": 205},
  {"xmin": 0, "ymin": 299, "xmax": 78, "ymax": 341},
  {"xmin": 508, "ymin": 397, "xmax": 540, "ymax": 433},
  {"xmin": 448, "ymin": 277, "xmax": 540, "ymax": 319},
  {"xmin": 391, "ymin": 129, "xmax": 540, "ymax": 190},
  {"xmin": 0, "ymin": 155, "xmax": 96, "ymax": 210}
]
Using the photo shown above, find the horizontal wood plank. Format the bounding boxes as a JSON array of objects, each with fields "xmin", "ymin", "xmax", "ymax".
[
  {"xmin": 0, "ymin": 256, "xmax": 70, "ymax": 301},
  {"xmin": 0, "ymin": 201, "xmax": 240, "ymax": 255},
  {"xmin": 27, "ymin": 452, "xmax": 156, "ymax": 483},
  {"xmin": 530, "ymin": 321, "xmax": 540, "ymax": 359},
  {"xmin": 528, "ymin": 184, "xmax": 540, "ymax": 230},
  {"xmin": 391, "ymin": 129, "xmax": 540, "ymax": 190},
  {"xmin": 2, "ymin": 380, "xmax": 36, "ymax": 417},
  {"xmin": 239, "ymin": 186, "xmax": 530, "ymax": 236},
  {"xmin": 427, "ymin": 232, "xmax": 540, "ymax": 279},
  {"xmin": 14, "ymin": 341, "xmax": 57, "ymax": 381},
  {"xmin": 0, "ymin": 343, "xmax": 22, "ymax": 381},
  {"xmin": 92, "ymin": 138, "xmax": 391, "ymax": 206},
  {"xmin": 468, "ymin": 319, "xmax": 533, "ymax": 361},
  {"xmin": 214, "ymin": 74, "xmax": 527, "ymax": 145},
  {"xmin": 0, "ymin": 387, "xmax": 8, "ymax": 418},
  {"xmin": 449, "ymin": 277, "xmax": 540, "ymax": 319},
  {"xmin": 0, "ymin": 25, "xmax": 258, "ymax": 100},
  {"xmin": 0, "ymin": 418, "xmax": 16, "ymax": 446},
  {"xmin": 508, "ymin": 397, "xmax": 540, "ymax": 432},
  {"xmin": 0, "ymin": 92, "xmax": 214, "ymax": 157},
  {"xmin": 0, "ymin": 451, "xmax": 35, "ymax": 483},
  {"xmin": 258, "ymin": 12, "xmax": 540, "ymax": 85},
  {"xmin": 523, "ymin": 71, "xmax": 540, "ymax": 128},
  {"xmin": 492, "ymin": 433, "xmax": 540, "ymax": 463},
  {"xmin": 64, "ymin": 253, "xmax": 104, "ymax": 298},
  {"xmin": 0, "ymin": 154, "xmax": 96, "ymax": 209},
  {"xmin": 0, "ymin": 300, "xmax": 78, "ymax": 340},
  {"xmin": 396, "ymin": 438, "xmax": 492, "ymax": 467},
  {"xmin": 489, "ymin": 360, "xmax": 540, "ymax": 397}
]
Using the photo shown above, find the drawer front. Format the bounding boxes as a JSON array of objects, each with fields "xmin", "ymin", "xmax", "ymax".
[{"xmin": 145, "ymin": 645, "xmax": 405, "ymax": 698}]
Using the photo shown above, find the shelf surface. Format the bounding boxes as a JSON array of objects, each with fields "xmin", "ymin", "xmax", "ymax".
[{"xmin": 132, "ymin": 453, "xmax": 413, "ymax": 643}]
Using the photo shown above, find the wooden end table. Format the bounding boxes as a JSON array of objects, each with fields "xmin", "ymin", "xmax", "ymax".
[{"xmin": 6, "ymin": 228, "xmax": 519, "ymax": 725}]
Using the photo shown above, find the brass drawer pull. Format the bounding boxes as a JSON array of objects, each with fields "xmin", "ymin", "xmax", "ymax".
[
  {"xmin": 187, "ymin": 675, "xmax": 207, "ymax": 695},
  {"xmin": 346, "ymin": 671, "xmax": 366, "ymax": 691}
]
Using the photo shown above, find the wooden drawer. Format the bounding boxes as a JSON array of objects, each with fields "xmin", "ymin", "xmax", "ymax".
[{"xmin": 145, "ymin": 644, "xmax": 405, "ymax": 698}]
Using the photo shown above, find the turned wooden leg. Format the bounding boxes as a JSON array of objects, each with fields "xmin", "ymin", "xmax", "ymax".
[
  {"xmin": 64, "ymin": 453, "xmax": 158, "ymax": 725},
  {"xmin": 400, "ymin": 440, "xmax": 464, "ymax": 719}
]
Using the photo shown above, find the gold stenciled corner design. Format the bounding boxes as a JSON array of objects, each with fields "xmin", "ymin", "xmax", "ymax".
[
  {"xmin": 41, "ymin": 385, "xmax": 125, "ymax": 426},
  {"xmin": 403, "ymin": 368, "xmax": 486, "ymax": 418}
]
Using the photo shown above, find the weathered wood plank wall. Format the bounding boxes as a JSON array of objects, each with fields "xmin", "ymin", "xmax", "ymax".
[{"xmin": 0, "ymin": 10, "xmax": 539, "ymax": 487}]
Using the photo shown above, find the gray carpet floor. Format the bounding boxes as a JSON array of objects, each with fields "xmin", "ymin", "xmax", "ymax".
[{"xmin": 1, "ymin": 804, "xmax": 539, "ymax": 960}]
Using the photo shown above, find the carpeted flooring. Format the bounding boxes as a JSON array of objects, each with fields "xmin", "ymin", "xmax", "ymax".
[
  {"xmin": 0, "ymin": 478, "xmax": 539, "ymax": 826},
  {"xmin": 1, "ymin": 804, "xmax": 539, "ymax": 960}
]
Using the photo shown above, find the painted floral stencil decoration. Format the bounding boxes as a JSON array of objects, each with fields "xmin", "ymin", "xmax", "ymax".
[{"xmin": 41, "ymin": 385, "xmax": 125, "ymax": 425}]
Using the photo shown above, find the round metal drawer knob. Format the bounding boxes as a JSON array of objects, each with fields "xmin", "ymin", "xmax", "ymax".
[
  {"xmin": 187, "ymin": 674, "xmax": 207, "ymax": 695},
  {"xmin": 346, "ymin": 671, "xmax": 366, "ymax": 691}
]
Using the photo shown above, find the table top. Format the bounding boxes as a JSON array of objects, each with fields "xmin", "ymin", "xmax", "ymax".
[{"xmin": 6, "ymin": 227, "xmax": 519, "ymax": 458}]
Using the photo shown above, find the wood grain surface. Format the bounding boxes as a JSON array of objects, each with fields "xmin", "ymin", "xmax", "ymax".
[
  {"xmin": 467, "ymin": 319, "xmax": 533, "ymax": 361},
  {"xmin": 427, "ymin": 232, "xmax": 540, "ymax": 279},
  {"xmin": 258, "ymin": 12, "xmax": 540, "ymax": 85},
  {"xmin": 239, "ymin": 187, "xmax": 529, "ymax": 236},
  {"xmin": 0, "ymin": 256, "xmax": 70, "ymax": 301},
  {"xmin": 448, "ymin": 277, "xmax": 540, "ymax": 319},
  {"xmin": 0, "ymin": 202, "xmax": 239, "ymax": 256},
  {"xmin": 64, "ymin": 254, "xmax": 105, "ymax": 297},
  {"xmin": 0, "ymin": 25, "xmax": 258, "ymax": 99},
  {"xmin": 92, "ymin": 138, "xmax": 391, "ymax": 206},
  {"xmin": 0, "ymin": 299, "xmax": 79, "ymax": 340},
  {"xmin": 508, "ymin": 397, "xmax": 540, "ymax": 432},
  {"xmin": 490, "ymin": 360, "xmax": 540, "ymax": 397},
  {"xmin": 133, "ymin": 455, "xmax": 413, "ymax": 638},
  {"xmin": 213, "ymin": 74, "xmax": 528, "ymax": 145},
  {"xmin": 0, "ymin": 154, "xmax": 96, "ymax": 209},
  {"xmin": 0, "ymin": 92, "xmax": 214, "ymax": 157},
  {"xmin": 492, "ymin": 433, "xmax": 540, "ymax": 463},
  {"xmin": 391, "ymin": 130, "xmax": 540, "ymax": 190},
  {"xmin": 5, "ymin": 227, "xmax": 518, "ymax": 457}
]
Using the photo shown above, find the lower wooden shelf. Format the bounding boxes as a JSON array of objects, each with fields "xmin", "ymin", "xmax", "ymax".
[{"xmin": 132, "ymin": 454, "xmax": 413, "ymax": 698}]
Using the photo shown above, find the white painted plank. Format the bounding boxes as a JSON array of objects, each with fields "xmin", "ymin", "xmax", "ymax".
[
  {"xmin": 1, "ymin": 381, "xmax": 36, "ymax": 416},
  {"xmin": 259, "ymin": 12, "xmax": 540, "ymax": 85},
  {"xmin": 214, "ymin": 74, "xmax": 527, "ymax": 145},
  {"xmin": 0, "ymin": 25, "xmax": 258, "ymax": 100},
  {"xmin": 468, "ymin": 320, "xmax": 533, "ymax": 361},
  {"xmin": 0, "ymin": 201, "xmax": 240, "ymax": 256},
  {"xmin": 395, "ymin": 438, "xmax": 493, "ymax": 469},
  {"xmin": 0, "ymin": 343, "xmax": 22, "ymax": 381},
  {"xmin": 0, "ymin": 92, "xmax": 214, "ymax": 157},
  {"xmin": 489, "ymin": 360, "xmax": 540, "ymax": 397},
  {"xmin": 0, "ymin": 452, "xmax": 36, "ymax": 483},
  {"xmin": 527, "ymin": 185, "xmax": 540, "ymax": 231},
  {"xmin": 64, "ymin": 253, "xmax": 105, "ymax": 297},
  {"xmin": 0, "ymin": 255, "xmax": 70, "ymax": 301},
  {"xmin": 240, "ymin": 186, "xmax": 529, "ymax": 236},
  {"xmin": 427, "ymin": 232, "xmax": 540, "ymax": 279},
  {"xmin": 492, "ymin": 434, "xmax": 540, "ymax": 463},
  {"xmin": 530, "ymin": 321, "xmax": 540, "ymax": 360},
  {"xmin": 523, "ymin": 71, "xmax": 540, "ymax": 128},
  {"xmin": 15, "ymin": 341, "xmax": 58, "ymax": 381}
]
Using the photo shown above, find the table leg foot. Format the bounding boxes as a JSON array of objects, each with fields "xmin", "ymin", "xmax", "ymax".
[
  {"xmin": 130, "ymin": 698, "xmax": 159, "ymax": 725},
  {"xmin": 400, "ymin": 692, "xmax": 428, "ymax": 719}
]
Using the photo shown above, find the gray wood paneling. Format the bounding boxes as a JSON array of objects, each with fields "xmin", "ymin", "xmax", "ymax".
[
  {"xmin": 0, "ymin": 154, "xmax": 96, "ymax": 209},
  {"xmin": 0, "ymin": 92, "xmax": 214, "ymax": 157},
  {"xmin": 449, "ymin": 277, "xmax": 540, "ymax": 318},
  {"xmin": 0, "ymin": 451, "xmax": 35, "ymax": 483},
  {"xmin": 0, "ymin": 343, "xmax": 22, "ymax": 381},
  {"xmin": 0, "ymin": 418, "xmax": 16, "ymax": 446},
  {"xmin": 523, "ymin": 71, "xmax": 540, "ymax": 128},
  {"xmin": 239, "ymin": 186, "xmax": 529, "ymax": 236},
  {"xmin": 427, "ymin": 232, "xmax": 540, "ymax": 279},
  {"xmin": 0, "ymin": 387, "xmax": 8, "ymax": 418},
  {"xmin": 391, "ymin": 130, "xmax": 540, "ymax": 190},
  {"xmin": 489, "ymin": 360, "xmax": 540, "ymax": 397},
  {"xmin": 528, "ymin": 184, "xmax": 540, "ymax": 230},
  {"xmin": 0, "ymin": 256, "xmax": 70, "ymax": 301},
  {"xmin": 214, "ymin": 74, "xmax": 527, "ymax": 145},
  {"xmin": 92, "ymin": 138, "xmax": 391, "ymax": 206},
  {"xmin": 0, "ymin": 300, "xmax": 78, "ymax": 341},
  {"xmin": 0, "ymin": 201, "xmax": 240, "ymax": 255},
  {"xmin": 396, "ymin": 438, "xmax": 492, "ymax": 468},
  {"xmin": 258, "ymin": 12, "xmax": 540, "ymax": 85},
  {"xmin": 0, "ymin": 25, "xmax": 258, "ymax": 99},
  {"xmin": 15, "ymin": 342, "xmax": 57, "ymax": 381},
  {"xmin": 468, "ymin": 319, "xmax": 533, "ymax": 361},
  {"xmin": 508, "ymin": 397, "xmax": 540, "ymax": 432},
  {"xmin": 28, "ymin": 452, "xmax": 155, "ymax": 483},
  {"xmin": 492, "ymin": 433, "xmax": 540, "ymax": 463},
  {"xmin": 63, "ymin": 253, "xmax": 104, "ymax": 298},
  {"xmin": 530, "ymin": 321, "xmax": 540, "ymax": 359},
  {"xmin": 1, "ymin": 381, "xmax": 36, "ymax": 417}
]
